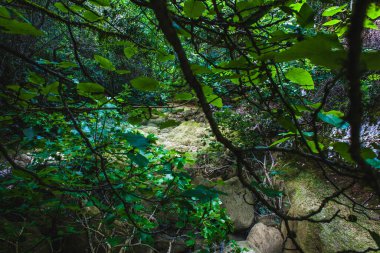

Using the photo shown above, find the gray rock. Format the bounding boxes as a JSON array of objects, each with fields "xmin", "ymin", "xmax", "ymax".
[
  {"xmin": 247, "ymin": 223, "xmax": 283, "ymax": 253},
  {"xmin": 281, "ymin": 170, "xmax": 380, "ymax": 253},
  {"xmin": 216, "ymin": 177, "xmax": 255, "ymax": 231}
]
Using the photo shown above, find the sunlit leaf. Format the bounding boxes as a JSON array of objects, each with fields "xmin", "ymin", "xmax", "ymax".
[
  {"xmin": 54, "ymin": 2, "xmax": 69, "ymax": 13},
  {"xmin": 306, "ymin": 140, "xmax": 324, "ymax": 153},
  {"xmin": 285, "ymin": 68, "xmax": 314, "ymax": 90},
  {"xmin": 367, "ymin": 3, "xmax": 380, "ymax": 20},
  {"xmin": 323, "ymin": 19, "xmax": 341, "ymax": 26},
  {"xmin": 83, "ymin": 10, "xmax": 102, "ymax": 22},
  {"xmin": 270, "ymin": 137, "xmax": 290, "ymax": 147},
  {"xmin": 322, "ymin": 4, "xmax": 347, "ymax": 17},
  {"xmin": 318, "ymin": 110, "xmax": 349, "ymax": 129}
]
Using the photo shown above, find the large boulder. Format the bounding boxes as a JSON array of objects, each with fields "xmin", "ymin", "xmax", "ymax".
[
  {"xmin": 247, "ymin": 223, "xmax": 283, "ymax": 253},
  {"xmin": 281, "ymin": 170, "xmax": 380, "ymax": 253},
  {"xmin": 216, "ymin": 177, "xmax": 255, "ymax": 231}
]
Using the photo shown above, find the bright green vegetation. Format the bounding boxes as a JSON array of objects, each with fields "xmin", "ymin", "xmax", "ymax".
[{"xmin": 0, "ymin": 0, "xmax": 380, "ymax": 252}]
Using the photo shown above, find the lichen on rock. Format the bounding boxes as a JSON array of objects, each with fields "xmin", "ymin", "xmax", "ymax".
[{"xmin": 281, "ymin": 169, "xmax": 380, "ymax": 253}]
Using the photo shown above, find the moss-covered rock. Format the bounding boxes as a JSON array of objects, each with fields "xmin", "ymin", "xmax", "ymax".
[
  {"xmin": 281, "ymin": 169, "xmax": 380, "ymax": 253},
  {"xmin": 140, "ymin": 120, "xmax": 211, "ymax": 153}
]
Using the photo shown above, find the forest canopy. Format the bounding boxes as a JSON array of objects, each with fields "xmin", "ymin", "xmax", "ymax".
[{"xmin": 0, "ymin": 0, "xmax": 380, "ymax": 252}]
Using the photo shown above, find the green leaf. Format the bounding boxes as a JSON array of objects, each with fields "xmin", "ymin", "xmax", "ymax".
[
  {"xmin": 183, "ymin": 0, "xmax": 206, "ymax": 19},
  {"xmin": 296, "ymin": 3, "xmax": 315, "ymax": 28},
  {"xmin": 185, "ymin": 239, "xmax": 196, "ymax": 247},
  {"xmin": 318, "ymin": 110, "xmax": 349, "ymax": 129},
  {"xmin": 175, "ymin": 92, "xmax": 193, "ymax": 101},
  {"xmin": 367, "ymin": 3, "xmax": 380, "ymax": 20},
  {"xmin": 42, "ymin": 82, "xmax": 59, "ymax": 95},
  {"xmin": 191, "ymin": 64, "xmax": 212, "ymax": 74},
  {"xmin": 364, "ymin": 19, "xmax": 378, "ymax": 30},
  {"xmin": 89, "ymin": 0, "xmax": 111, "ymax": 7},
  {"xmin": 270, "ymin": 137, "xmax": 290, "ymax": 147},
  {"xmin": 333, "ymin": 142, "xmax": 352, "ymax": 162},
  {"xmin": 306, "ymin": 140, "xmax": 324, "ymax": 153},
  {"xmin": 202, "ymin": 85, "xmax": 223, "ymax": 107},
  {"xmin": 237, "ymin": 0, "xmax": 265, "ymax": 16},
  {"xmin": 123, "ymin": 46, "xmax": 138, "ymax": 58},
  {"xmin": 77, "ymin": 82, "xmax": 104, "ymax": 94},
  {"xmin": 28, "ymin": 72, "xmax": 45, "ymax": 85},
  {"xmin": 6, "ymin": 85, "xmax": 20, "ymax": 92},
  {"xmin": 0, "ymin": 18, "xmax": 43, "ymax": 36},
  {"xmin": 366, "ymin": 158, "xmax": 380, "ymax": 169},
  {"xmin": 272, "ymin": 34, "xmax": 345, "ymax": 69},
  {"xmin": 67, "ymin": 4, "xmax": 84, "ymax": 12},
  {"xmin": 362, "ymin": 51, "xmax": 380, "ymax": 70},
  {"xmin": 219, "ymin": 57, "xmax": 250, "ymax": 69},
  {"xmin": 278, "ymin": 116, "xmax": 297, "ymax": 132},
  {"xmin": 322, "ymin": 4, "xmax": 347, "ymax": 17},
  {"xmin": 19, "ymin": 90, "xmax": 37, "ymax": 100},
  {"xmin": 131, "ymin": 77, "xmax": 159, "ymax": 91},
  {"xmin": 57, "ymin": 61, "xmax": 77, "ymax": 69},
  {"xmin": 269, "ymin": 30, "xmax": 298, "ymax": 43},
  {"xmin": 323, "ymin": 19, "xmax": 341, "ymax": 26},
  {"xmin": 361, "ymin": 148, "xmax": 376, "ymax": 160},
  {"xmin": 208, "ymin": 95, "xmax": 223, "ymax": 108},
  {"xmin": 0, "ymin": 6, "xmax": 10, "ymax": 18},
  {"xmin": 54, "ymin": 2, "xmax": 69, "ymax": 13},
  {"xmin": 127, "ymin": 153, "xmax": 149, "ymax": 167},
  {"xmin": 285, "ymin": 68, "xmax": 314, "ymax": 90},
  {"xmin": 115, "ymin": 69, "xmax": 131, "ymax": 75},
  {"xmin": 157, "ymin": 51, "xmax": 175, "ymax": 62},
  {"xmin": 94, "ymin": 55, "xmax": 115, "ymax": 71},
  {"xmin": 83, "ymin": 10, "xmax": 102, "ymax": 22},
  {"xmin": 125, "ymin": 132, "xmax": 150, "ymax": 150}
]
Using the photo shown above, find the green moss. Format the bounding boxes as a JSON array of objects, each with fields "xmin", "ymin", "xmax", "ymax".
[{"xmin": 140, "ymin": 120, "xmax": 211, "ymax": 153}]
